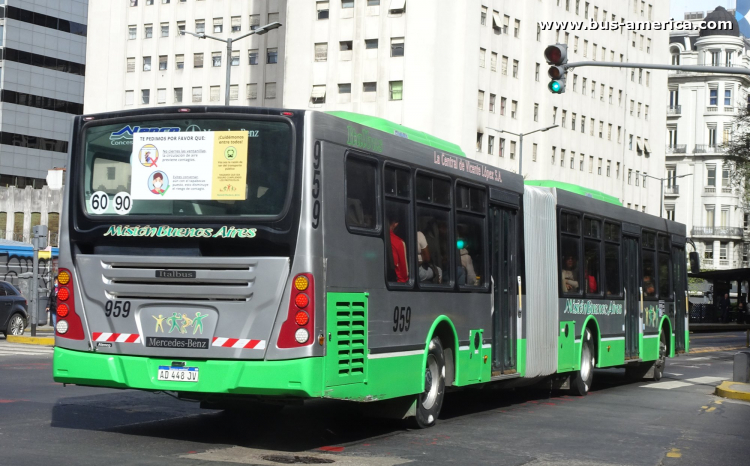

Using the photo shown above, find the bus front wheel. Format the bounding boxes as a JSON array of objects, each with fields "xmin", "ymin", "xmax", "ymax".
[
  {"xmin": 412, "ymin": 337, "xmax": 445, "ymax": 428},
  {"xmin": 571, "ymin": 328, "xmax": 595, "ymax": 396}
]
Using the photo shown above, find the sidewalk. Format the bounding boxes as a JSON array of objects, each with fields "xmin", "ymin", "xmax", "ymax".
[
  {"xmin": 5, "ymin": 325, "xmax": 55, "ymax": 346},
  {"xmin": 715, "ymin": 381, "xmax": 750, "ymax": 402}
]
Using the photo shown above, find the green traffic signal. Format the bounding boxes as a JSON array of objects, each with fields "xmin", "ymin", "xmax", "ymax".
[{"xmin": 549, "ymin": 81, "xmax": 562, "ymax": 93}]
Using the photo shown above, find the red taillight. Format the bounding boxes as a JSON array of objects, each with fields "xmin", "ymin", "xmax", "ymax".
[
  {"xmin": 277, "ymin": 273, "xmax": 315, "ymax": 348},
  {"xmin": 55, "ymin": 268, "xmax": 84, "ymax": 340}
]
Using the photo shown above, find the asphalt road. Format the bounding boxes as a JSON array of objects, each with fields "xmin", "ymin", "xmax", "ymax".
[{"xmin": 0, "ymin": 333, "xmax": 749, "ymax": 466}]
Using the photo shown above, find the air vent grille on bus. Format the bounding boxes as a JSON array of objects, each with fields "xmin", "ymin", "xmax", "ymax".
[
  {"xmin": 98, "ymin": 256, "xmax": 258, "ymax": 301},
  {"xmin": 327, "ymin": 296, "xmax": 367, "ymax": 385}
]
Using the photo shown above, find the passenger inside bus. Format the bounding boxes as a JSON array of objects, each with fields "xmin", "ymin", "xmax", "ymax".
[
  {"xmin": 561, "ymin": 255, "xmax": 579, "ymax": 292},
  {"xmin": 642, "ymin": 268, "xmax": 656, "ymax": 296},
  {"xmin": 388, "ymin": 216, "xmax": 409, "ymax": 283}
]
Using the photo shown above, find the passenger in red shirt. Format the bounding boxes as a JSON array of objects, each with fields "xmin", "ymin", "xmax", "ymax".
[{"xmin": 389, "ymin": 218, "xmax": 409, "ymax": 283}]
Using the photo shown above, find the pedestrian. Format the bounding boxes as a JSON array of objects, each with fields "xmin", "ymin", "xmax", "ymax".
[
  {"xmin": 738, "ymin": 301, "xmax": 748, "ymax": 324},
  {"xmin": 719, "ymin": 293, "xmax": 731, "ymax": 324},
  {"xmin": 46, "ymin": 276, "xmax": 59, "ymax": 327}
]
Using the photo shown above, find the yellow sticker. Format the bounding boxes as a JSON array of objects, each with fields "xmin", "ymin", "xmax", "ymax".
[{"xmin": 212, "ymin": 131, "xmax": 248, "ymax": 200}]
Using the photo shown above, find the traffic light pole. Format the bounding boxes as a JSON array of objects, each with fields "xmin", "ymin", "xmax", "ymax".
[{"xmin": 564, "ymin": 61, "xmax": 750, "ymax": 77}]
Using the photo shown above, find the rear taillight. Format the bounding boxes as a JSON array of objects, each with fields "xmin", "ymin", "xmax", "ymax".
[
  {"xmin": 55, "ymin": 268, "xmax": 84, "ymax": 340},
  {"xmin": 277, "ymin": 273, "xmax": 314, "ymax": 348}
]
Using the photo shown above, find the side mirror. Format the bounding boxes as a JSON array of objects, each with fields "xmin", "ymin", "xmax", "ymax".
[{"xmin": 689, "ymin": 251, "xmax": 700, "ymax": 274}]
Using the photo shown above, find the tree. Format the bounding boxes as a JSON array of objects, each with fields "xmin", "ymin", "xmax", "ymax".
[{"xmin": 724, "ymin": 108, "xmax": 750, "ymax": 211}]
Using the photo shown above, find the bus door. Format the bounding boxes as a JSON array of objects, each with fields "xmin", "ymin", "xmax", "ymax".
[
  {"xmin": 491, "ymin": 204, "xmax": 518, "ymax": 374},
  {"xmin": 623, "ymin": 235, "xmax": 640, "ymax": 359},
  {"xmin": 672, "ymin": 245, "xmax": 687, "ymax": 353}
]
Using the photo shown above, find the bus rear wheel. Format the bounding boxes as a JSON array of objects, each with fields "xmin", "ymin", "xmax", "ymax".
[
  {"xmin": 571, "ymin": 328, "xmax": 595, "ymax": 396},
  {"xmin": 412, "ymin": 337, "xmax": 445, "ymax": 429}
]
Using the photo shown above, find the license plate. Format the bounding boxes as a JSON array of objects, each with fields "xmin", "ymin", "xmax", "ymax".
[{"xmin": 157, "ymin": 366, "xmax": 199, "ymax": 382}]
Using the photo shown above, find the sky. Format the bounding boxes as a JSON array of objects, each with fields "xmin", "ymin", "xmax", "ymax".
[{"xmin": 670, "ymin": 0, "xmax": 736, "ymax": 19}]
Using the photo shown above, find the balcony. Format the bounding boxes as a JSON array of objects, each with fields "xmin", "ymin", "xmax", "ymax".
[
  {"xmin": 691, "ymin": 226, "xmax": 744, "ymax": 238},
  {"xmin": 706, "ymin": 106, "xmax": 718, "ymax": 112},
  {"xmin": 667, "ymin": 105, "xmax": 682, "ymax": 115},
  {"xmin": 725, "ymin": 106, "xmax": 737, "ymax": 113},
  {"xmin": 722, "ymin": 186, "xmax": 734, "ymax": 194},
  {"xmin": 693, "ymin": 144, "xmax": 724, "ymax": 153},
  {"xmin": 666, "ymin": 144, "xmax": 687, "ymax": 154},
  {"xmin": 664, "ymin": 185, "xmax": 680, "ymax": 196}
]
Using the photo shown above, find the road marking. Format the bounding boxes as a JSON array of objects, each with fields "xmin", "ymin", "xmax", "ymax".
[
  {"xmin": 684, "ymin": 376, "xmax": 725, "ymax": 384},
  {"xmin": 666, "ymin": 448, "xmax": 682, "ymax": 458},
  {"xmin": 706, "ymin": 407, "xmax": 716, "ymax": 412},
  {"xmin": 0, "ymin": 344, "xmax": 54, "ymax": 356},
  {"xmin": 665, "ymin": 373, "xmax": 683, "ymax": 376},
  {"xmin": 182, "ymin": 446, "xmax": 410, "ymax": 465},
  {"xmin": 689, "ymin": 345, "xmax": 747, "ymax": 354},
  {"xmin": 640, "ymin": 381, "xmax": 694, "ymax": 389}
]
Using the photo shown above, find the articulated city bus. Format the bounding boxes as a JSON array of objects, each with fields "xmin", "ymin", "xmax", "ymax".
[{"xmin": 53, "ymin": 106, "xmax": 689, "ymax": 427}]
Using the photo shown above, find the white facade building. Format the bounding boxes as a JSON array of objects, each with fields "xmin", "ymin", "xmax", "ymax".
[
  {"xmin": 666, "ymin": 7, "xmax": 749, "ymax": 270},
  {"xmin": 84, "ymin": 0, "xmax": 669, "ymax": 211},
  {"xmin": 0, "ymin": 0, "xmax": 87, "ymax": 186}
]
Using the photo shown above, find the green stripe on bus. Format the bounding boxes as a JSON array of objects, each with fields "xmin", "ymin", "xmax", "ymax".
[
  {"xmin": 326, "ymin": 111, "xmax": 465, "ymax": 157},
  {"xmin": 524, "ymin": 180, "xmax": 622, "ymax": 206}
]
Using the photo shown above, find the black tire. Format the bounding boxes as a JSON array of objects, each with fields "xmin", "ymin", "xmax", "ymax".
[
  {"xmin": 412, "ymin": 337, "xmax": 445, "ymax": 429},
  {"xmin": 4, "ymin": 313, "xmax": 26, "ymax": 337},
  {"xmin": 571, "ymin": 328, "xmax": 595, "ymax": 396},
  {"xmin": 652, "ymin": 332, "xmax": 667, "ymax": 381}
]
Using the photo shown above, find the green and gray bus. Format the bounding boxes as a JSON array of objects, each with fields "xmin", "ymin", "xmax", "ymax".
[{"xmin": 53, "ymin": 106, "xmax": 690, "ymax": 427}]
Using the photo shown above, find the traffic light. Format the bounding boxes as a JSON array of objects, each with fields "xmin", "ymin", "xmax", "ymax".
[{"xmin": 544, "ymin": 44, "xmax": 568, "ymax": 94}]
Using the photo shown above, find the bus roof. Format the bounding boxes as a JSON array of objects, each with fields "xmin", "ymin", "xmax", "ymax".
[
  {"xmin": 525, "ymin": 180, "xmax": 622, "ymax": 206},
  {"xmin": 326, "ymin": 111, "xmax": 465, "ymax": 157}
]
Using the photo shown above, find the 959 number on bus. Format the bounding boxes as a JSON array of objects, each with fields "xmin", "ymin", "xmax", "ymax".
[
  {"xmin": 393, "ymin": 306, "xmax": 411, "ymax": 332},
  {"xmin": 104, "ymin": 300, "xmax": 131, "ymax": 318}
]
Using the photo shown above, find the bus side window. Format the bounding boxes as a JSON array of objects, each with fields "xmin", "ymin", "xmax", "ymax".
[
  {"xmin": 345, "ymin": 156, "xmax": 379, "ymax": 231},
  {"xmin": 560, "ymin": 212, "xmax": 582, "ymax": 295},
  {"xmin": 658, "ymin": 235, "xmax": 671, "ymax": 298},
  {"xmin": 385, "ymin": 165, "xmax": 412, "ymax": 286},
  {"xmin": 641, "ymin": 231, "xmax": 657, "ymax": 297},
  {"xmin": 603, "ymin": 222, "xmax": 622, "ymax": 296},
  {"xmin": 416, "ymin": 174, "xmax": 452, "ymax": 286},
  {"xmin": 456, "ymin": 184, "xmax": 486, "ymax": 287},
  {"xmin": 583, "ymin": 217, "xmax": 602, "ymax": 296}
]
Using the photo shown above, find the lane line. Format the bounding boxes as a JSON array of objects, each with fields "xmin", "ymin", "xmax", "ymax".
[{"xmin": 640, "ymin": 381, "xmax": 694, "ymax": 389}]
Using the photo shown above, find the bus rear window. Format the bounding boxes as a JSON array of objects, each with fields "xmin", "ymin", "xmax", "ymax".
[{"xmin": 81, "ymin": 118, "xmax": 292, "ymax": 217}]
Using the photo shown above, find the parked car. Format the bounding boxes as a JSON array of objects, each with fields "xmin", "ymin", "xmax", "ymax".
[{"xmin": 0, "ymin": 281, "xmax": 28, "ymax": 336}]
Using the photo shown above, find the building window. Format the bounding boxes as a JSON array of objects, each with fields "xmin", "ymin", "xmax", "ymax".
[
  {"xmin": 311, "ymin": 85, "xmax": 326, "ymax": 104},
  {"xmin": 706, "ymin": 206, "xmax": 715, "ymax": 226},
  {"xmin": 704, "ymin": 243, "xmax": 713, "ymax": 260},
  {"xmin": 231, "ymin": 16, "xmax": 241, "ymax": 32},
  {"xmin": 195, "ymin": 20, "xmax": 205, "ymax": 34},
  {"xmin": 250, "ymin": 14, "xmax": 260, "ymax": 30},
  {"xmin": 126, "ymin": 57, "xmax": 135, "ymax": 73},
  {"xmin": 532, "ymin": 143, "xmax": 538, "ymax": 162},
  {"xmin": 491, "ymin": 52, "xmax": 497, "ymax": 71},
  {"xmin": 265, "ymin": 82, "xmax": 277, "ymax": 99},
  {"xmin": 725, "ymin": 88, "xmax": 733, "ymax": 106},
  {"xmin": 141, "ymin": 89, "xmax": 150, "ymax": 104},
  {"xmin": 177, "ymin": 21, "xmax": 185, "ymax": 34},
  {"xmin": 315, "ymin": 43, "xmax": 328, "ymax": 61},
  {"xmin": 212, "ymin": 52, "xmax": 221, "ymax": 67},
  {"xmin": 317, "ymin": 1, "xmax": 330, "ymax": 19},
  {"xmin": 512, "ymin": 59, "xmax": 518, "ymax": 78},
  {"xmin": 391, "ymin": 37, "xmax": 404, "ymax": 57},
  {"xmin": 192, "ymin": 87, "xmax": 202, "ymax": 103},
  {"xmin": 267, "ymin": 47, "xmax": 278, "ymax": 64},
  {"xmin": 161, "ymin": 23, "xmax": 169, "ymax": 37},
  {"xmin": 174, "ymin": 88, "xmax": 183, "ymax": 103},
  {"xmin": 210, "ymin": 86, "xmax": 221, "ymax": 102},
  {"xmin": 514, "ymin": 19, "xmax": 520, "ymax": 38},
  {"xmin": 143, "ymin": 56, "xmax": 152, "ymax": 71},
  {"xmin": 500, "ymin": 98, "xmax": 506, "ymax": 115},
  {"xmin": 479, "ymin": 48, "xmax": 486, "ymax": 67},
  {"xmin": 476, "ymin": 132, "xmax": 483, "ymax": 151},
  {"xmin": 535, "ymin": 63, "xmax": 540, "ymax": 81},
  {"xmin": 628, "ymin": 169, "xmax": 632, "ymax": 185},
  {"xmin": 213, "ymin": 18, "xmax": 223, "ymax": 33},
  {"xmin": 144, "ymin": 24, "xmax": 153, "ymax": 39},
  {"xmin": 488, "ymin": 135, "xmax": 495, "ymax": 155},
  {"xmin": 339, "ymin": 83, "xmax": 351, "ymax": 94},
  {"xmin": 248, "ymin": 49, "xmax": 258, "ymax": 65},
  {"xmin": 390, "ymin": 81, "xmax": 403, "ymax": 100},
  {"xmin": 551, "ymin": 146, "xmax": 556, "ymax": 165},
  {"xmin": 710, "ymin": 88, "xmax": 718, "ymax": 106},
  {"xmin": 176, "ymin": 54, "xmax": 184, "ymax": 69},
  {"xmin": 481, "ymin": 6, "xmax": 487, "ymax": 25},
  {"xmin": 247, "ymin": 83, "xmax": 258, "ymax": 100},
  {"xmin": 597, "ymin": 158, "xmax": 602, "ymax": 175},
  {"xmin": 159, "ymin": 55, "xmax": 167, "ymax": 70},
  {"xmin": 511, "ymin": 100, "xmax": 517, "ymax": 119},
  {"xmin": 707, "ymin": 164, "xmax": 716, "ymax": 186},
  {"xmin": 499, "ymin": 138, "xmax": 505, "ymax": 157},
  {"xmin": 510, "ymin": 141, "xmax": 516, "ymax": 159},
  {"xmin": 128, "ymin": 25, "xmax": 137, "ymax": 40},
  {"xmin": 533, "ymin": 103, "xmax": 539, "ymax": 122},
  {"xmin": 125, "ymin": 90, "xmax": 134, "ymax": 106},
  {"xmin": 365, "ymin": 39, "xmax": 378, "ymax": 49},
  {"xmin": 157, "ymin": 88, "xmax": 166, "ymax": 104},
  {"xmin": 268, "ymin": 12, "xmax": 280, "ymax": 24},
  {"xmin": 489, "ymin": 94, "xmax": 496, "ymax": 113},
  {"xmin": 363, "ymin": 82, "xmax": 377, "ymax": 93},
  {"xmin": 477, "ymin": 90, "xmax": 484, "ymax": 110},
  {"xmin": 231, "ymin": 50, "xmax": 240, "ymax": 66}
]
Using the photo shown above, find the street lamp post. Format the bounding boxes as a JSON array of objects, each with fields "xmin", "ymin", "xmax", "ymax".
[
  {"xmin": 181, "ymin": 22, "xmax": 282, "ymax": 106},
  {"xmin": 643, "ymin": 172, "xmax": 693, "ymax": 218},
  {"xmin": 487, "ymin": 125, "xmax": 559, "ymax": 177}
]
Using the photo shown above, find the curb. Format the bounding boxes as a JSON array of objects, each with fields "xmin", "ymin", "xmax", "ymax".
[
  {"xmin": 6, "ymin": 335, "xmax": 55, "ymax": 346},
  {"xmin": 715, "ymin": 381, "xmax": 750, "ymax": 402}
]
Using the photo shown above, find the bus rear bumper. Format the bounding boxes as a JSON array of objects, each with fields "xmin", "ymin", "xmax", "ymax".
[{"xmin": 53, "ymin": 347, "xmax": 324, "ymax": 397}]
